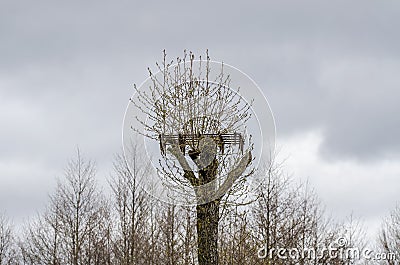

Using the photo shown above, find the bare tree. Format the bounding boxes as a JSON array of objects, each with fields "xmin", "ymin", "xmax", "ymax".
[
  {"xmin": 248, "ymin": 160, "xmax": 361, "ymax": 265},
  {"xmin": 12, "ymin": 147, "xmax": 375, "ymax": 265},
  {"xmin": 110, "ymin": 147, "xmax": 201, "ymax": 265},
  {"xmin": 110, "ymin": 149, "xmax": 155, "ymax": 264},
  {"xmin": 380, "ymin": 205, "xmax": 400, "ymax": 265},
  {"xmin": 219, "ymin": 207, "xmax": 257, "ymax": 265},
  {"xmin": 130, "ymin": 50, "xmax": 253, "ymax": 265},
  {"xmin": 0, "ymin": 213, "xmax": 17, "ymax": 265},
  {"xmin": 157, "ymin": 204, "xmax": 180, "ymax": 265},
  {"xmin": 20, "ymin": 206, "xmax": 63, "ymax": 265},
  {"xmin": 179, "ymin": 206, "xmax": 197, "ymax": 265},
  {"xmin": 21, "ymin": 151, "xmax": 112, "ymax": 265},
  {"xmin": 57, "ymin": 151, "xmax": 112, "ymax": 265},
  {"xmin": 251, "ymin": 162, "xmax": 301, "ymax": 264}
]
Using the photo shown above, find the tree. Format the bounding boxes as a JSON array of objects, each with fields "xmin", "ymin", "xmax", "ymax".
[
  {"xmin": 0, "ymin": 213, "xmax": 17, "ymax": 265},
  {"xmin": 248, "ymin": 160, "xmax": 363, "ymax": 265},
  {"xmin": 219, "ymin": 207, "xmax": 257, "ymax": 264},
  {"xmin": 20, "ymin": 207, "xmax": 62, "ymax": 265},
  {"xmin": 129, "ymin": 50, "xmax": 254, "ymax": 265},
  {"xmin": 380, "ymin": 205, "xmax": 400, "ymax": 265},
  {"xmin": 110, "ymin": 150, "xmax": 155, "ymax": 264},
  {"xmin": 56, "ymin": 151, "xmax": 112, "ymax": 265},
  {"xmin": 111, "ymin": 147, "xmax": 199, "ymax": 265},
  {"xmin": 20, "ymin": 151, "xmax": 113, "ymax": 265}
]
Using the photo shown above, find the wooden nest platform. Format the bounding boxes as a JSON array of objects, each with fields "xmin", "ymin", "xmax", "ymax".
[{"xmin": 159, "ymin": 133, "xmax": 244, "ymax": 156}]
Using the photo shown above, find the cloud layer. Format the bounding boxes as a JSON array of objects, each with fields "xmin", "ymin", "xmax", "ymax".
[{"xmin": 1, "ymin": 0, "xmax": 399, "ymax": 233}]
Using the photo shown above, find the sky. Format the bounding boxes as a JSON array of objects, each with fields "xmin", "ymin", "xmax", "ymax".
[{"xmin": 1, "ymin": 0, "xmax": 400, "ymax": 239}]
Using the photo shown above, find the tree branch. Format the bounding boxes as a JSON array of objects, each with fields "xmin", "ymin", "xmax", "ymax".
[{"xmin": 167, "ymin": 146, "xmax": 199, "ymax": 186}]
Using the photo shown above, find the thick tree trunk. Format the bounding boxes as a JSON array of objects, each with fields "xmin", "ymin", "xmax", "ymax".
[
  {"xmin": 196, "ymin": 199, "xmax": 220, "ymax": 265},
  {"xmin": 173, "ymin": 137, "xmax": 249, "ymax": 265},
  {"xmin": 196, "ymin": 156, "xmax": 220, "ymax": 265}
]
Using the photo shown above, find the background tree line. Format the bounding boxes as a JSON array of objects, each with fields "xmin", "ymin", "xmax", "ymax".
[{"xmin": 0, "ymin": 149, "xmax": 398, "ymax": 265}]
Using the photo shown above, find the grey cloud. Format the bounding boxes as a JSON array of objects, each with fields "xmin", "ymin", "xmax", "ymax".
[
  {"xmin": 1, "ymin": 0, "xmax": 400, "ymax": 224},
  {"xmin": 264, "ymin": 52, "xmax": 400, "ymax": 161}
]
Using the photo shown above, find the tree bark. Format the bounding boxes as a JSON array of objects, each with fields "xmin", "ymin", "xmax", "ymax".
[
  {"xmin": 196, "ymin": 199, "xmax": 220, "ymax": 265},
  {"xmin": 170, "ymin": 140, "xmax": 250, "ymax": 265},
  {"xmin": 196, "ymin": 157, "xmax": 220, "ymax": 265}
]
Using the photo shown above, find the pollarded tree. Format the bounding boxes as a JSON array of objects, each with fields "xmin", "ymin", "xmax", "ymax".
[{"xmin": 129, "ymin": 50, "xmax": 255, "ymax": 265}]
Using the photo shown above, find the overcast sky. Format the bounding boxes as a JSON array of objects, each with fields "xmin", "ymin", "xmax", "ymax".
[{"xmin": 1, "ymin": 0, "xmax": 400, "ymax": 238}]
